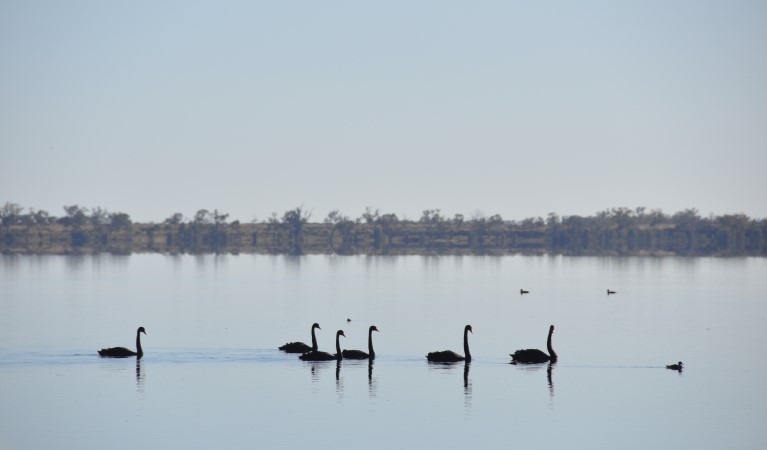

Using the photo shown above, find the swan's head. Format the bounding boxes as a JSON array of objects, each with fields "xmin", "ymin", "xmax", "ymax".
[
  {"xmin": 137, "ymin": 327, "xmax": 147, "ymax": 335},
  {"xmin": 337, "ymin": 330, "xmax": 346, "ymax": 338},
  {"xmin": 550, "ymin": 325, "xmax": 555, "ymax": 333},
  {"xmin": 677, "ymin": 361, "xmax": 683, "ymax": 366},
  {"xmin": 370, "ymin": 325, "xmax": 379, "ymax": 333},
  {"xmin": 312, "ymin": 323, "xmax": 321, "ymax": 330},
  {"xmin": 465, "ymin": 325, "xmax": 473, "ymax": 333}
]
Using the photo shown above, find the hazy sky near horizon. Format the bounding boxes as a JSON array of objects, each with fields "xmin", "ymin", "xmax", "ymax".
[{"xmin": 2, "ymin": 1, "xmax": 766, "ymax": 223}]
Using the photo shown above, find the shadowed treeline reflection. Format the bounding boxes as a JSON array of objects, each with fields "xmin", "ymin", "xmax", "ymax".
[{"xmin": 5, "ymin": 206, "xmax": 765, "ymax": 256}]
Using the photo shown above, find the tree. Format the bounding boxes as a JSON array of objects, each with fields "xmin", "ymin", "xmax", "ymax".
[
  {"xmin": 1, "ymin": 202, "xmax": 23, "ymax": 227},
  {"xmin": 31, "ymin": 209, "xmax": 51, "ymax": 225},
  {"xmin": 194, "ymin": 209, "xmax": 213, "ymax": 224},
  {"xmin": 281, "ymin": 206, "xmax": 311, "ymax": 254},
  {"xmin": 361, "ymin": 207, "xmax": 380, "ymax": 224},
  {"xmin": 90, "ymin": 207, "xmax": 111, "ymax": 226},
  {"xmin": 672, "ymin": 208, "xmax": 701, "ymax": 230},
  {"xmin": 164, "ymin": 213, "xmax": 185, "ymax": 225},
  {"xmin": 487, "ymin": 214, "xmax": 504, "ymax": 225},
  {"xmin": 282, "ymin": 206, "xmax": 311, "ymax": 230},
  {"xmin": 377, "ymin": 213, "xmax": 399, "ymax": 225},
  {"xmin": 212, "ymin": 210, "xmax": 229, "ymax": 225},
  {"xmin": 325, "ymin": 210, "xmax": 349, "ymax": 225},
  {"xmin": 109, "ymin": 212, "xmax": 132, "ymax": 229},
  {"xmin": 61, "ymin": 205, "xmax": 88, "ymax": 226},
  {"xmin": 546, "ymin": 213, "xmax": 560, "ymax": 226},
  {"xmin": 419, "ymin": 209, "xmax": 445, "ymax": 223}
]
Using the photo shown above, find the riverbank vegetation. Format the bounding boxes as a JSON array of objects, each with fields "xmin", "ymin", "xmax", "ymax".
[{"xmin": 2, "ymin": 202, "xmax": 765, "ymax": 256}]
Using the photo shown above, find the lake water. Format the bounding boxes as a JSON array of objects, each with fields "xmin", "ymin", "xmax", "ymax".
[{"xmin": 1, "ymin": 254, "xmax": 766, "ymax": 449}]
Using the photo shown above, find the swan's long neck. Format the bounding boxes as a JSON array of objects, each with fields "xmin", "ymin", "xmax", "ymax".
[
  {"xmin": 311, "ymin": 326, "xmax": 318, "ymax": 352},
  {"xmin": 368, "ymin": 328, "xmax": 375, "ymax": 358},
  {"xmin": 547, "ymin": 328, "xmax": 557, "ymax": 362},
  {"xmin": 463, "ymin": 328, "xmax": 471, "ymax": 362},
  {"xmin": 136, "ymin": 330, "xmax": 143, "ymax": 357},
  {"xmin": 335, "ymin": 333, "xmax": 343, "ymax": 359}
]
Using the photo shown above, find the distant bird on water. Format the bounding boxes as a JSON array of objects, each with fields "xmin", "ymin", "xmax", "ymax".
[
  {"xmin": 607, "ymin": 289, "xmax": 617, "ymax": 295},
  {"xmin": 427, "ymin": 325, "xmax": 472, "ymax": 363},
  {"xmin": 98, "ymin": 327, "xmax": 147, "ymax": 358},
  {"xmin": 299, "ymin": 330, "xmax": 346, "ymax": 361},
  {"xmin": 511, "ymin": 325, "xmax": 557, "ymax": 364},
  {"xmin": 279, "ymin": 323, "xmax": 320, "ymax": 353},
  {"xmin": 666, "ymin": 361, "xmax": 683, "ymax": 371},
  {"xmin": 520, "ymin": 289, "xmax": 530, "ymax": 294},
  {"xmin": 342, "ymin": 325, "xmax": 379, "ymax": 360}
]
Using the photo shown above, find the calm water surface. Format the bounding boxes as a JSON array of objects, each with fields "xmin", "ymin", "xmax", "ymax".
[{"xmin": 1, "ymin": 254, "xmax": 766, "ymax": 449}]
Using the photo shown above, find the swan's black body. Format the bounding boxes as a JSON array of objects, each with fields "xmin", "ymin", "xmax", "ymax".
[
  {"xmin": 607, "ymin": 289, "xmax": 617, "ymax": 294},
  {"xmin": 98, "ymin": 327, "xmax": 146, "ymax": 358},
  {"xmin": 666, "ymin": 361, "xmax": 683, "ymax": 371},
  {"xmin": 520, "ymin": 289, "xmax": 529, "ymax": 294},
  {"xmin": 427, "ymin": 325, "xmax": 472, "ymax": 362},
  {"xmin": 300, "ymin": 330, "xmax": 345, "ymax": 361},
  {"xmin": 279, "ymin": 323, "xmax": 320, "ymax": 353},
  {"xmin": 511, "ymin": 325, "xmax": 557, "ymax": 364},
  {"xmin": 342, "ymin": 325, "xmax": 379, "ymax": 359}
]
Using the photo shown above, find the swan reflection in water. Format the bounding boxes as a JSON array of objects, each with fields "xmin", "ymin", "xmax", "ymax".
[
  {"xmin": 135, "ymin": 358, "xmax": 145, "ymax": 390},
  {"xmin": 335, "ymin": 360, "xmax": 344, "ymax": 398},
  {"xmin": 509, "ymin": 359, "xmax": 556, "ymax": 398},
  {"xmin": 547, "ymin": 363, "xmax": 554, "ymax": 397},
  {"xmin": 368, "ymin": 359, "xmax": 377, "ymax": 397},
  {"xmin": 464, "ymin": 362, "xmax": 472, "ymax": 409}
]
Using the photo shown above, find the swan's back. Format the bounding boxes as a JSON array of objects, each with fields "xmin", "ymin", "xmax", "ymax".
[
  {"xmin": 299, "ymin": 350, "xmax": 336, "ymax": 361},
  {"xmin": 342, "ymin": 349, "xmax": 369, "ymax": 359},
  {"xmin": 98, "ymin": 347, "xmax": 137, "ymax": 358},
  {"xmin": 427, "ymin": 350, "xmax": 465, "ymax": 362},
  {"xmin": 279, "ymin": 342, "xmax": 312, "ymax": 353},
  {"xmin": 510, "ymin": 349, "xmax": 550, "ymax": 364}
]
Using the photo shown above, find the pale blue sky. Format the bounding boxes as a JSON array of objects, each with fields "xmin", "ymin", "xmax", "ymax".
[{"xmin": 2, "ymin": 1, "xmax": 765, "ymax": 222}]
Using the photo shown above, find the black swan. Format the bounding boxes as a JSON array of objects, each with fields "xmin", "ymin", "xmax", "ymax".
[
  {"xmin": 98, "ymin": 327, "xmax": 146, "ymax": 358},
  {"xmin": 511, "ymin": 325, "xmax": 557, "ymax": 364},
  {"xmin": 427, "ymin": 325, "xmax": 472, "ymax": 362},
  {"xmin": 666, "ymin": 361, "xmax": 683, "ymax": 371},
  {"xmin": 279, "ymin": 323, "xmax": 321, "ymax": 353},
  {"xmin": 299, "ymin": 330, "xmax": 345, "ymax": 361},
  {"xmin": 607, "ymin": 289, "xmax": 616, "ymax": 294},
  {"xmin": 342, "ymin": 325, "xmax": 379, "ymax": 359},
  {"xmin": 520, "ymin": 289, "xmax": 529, "ymax": 294}
]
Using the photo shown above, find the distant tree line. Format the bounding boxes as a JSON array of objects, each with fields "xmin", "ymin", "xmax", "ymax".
[{"xmin": 2, "ymin": 202, "xmax": 766, "ymax": 256}]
